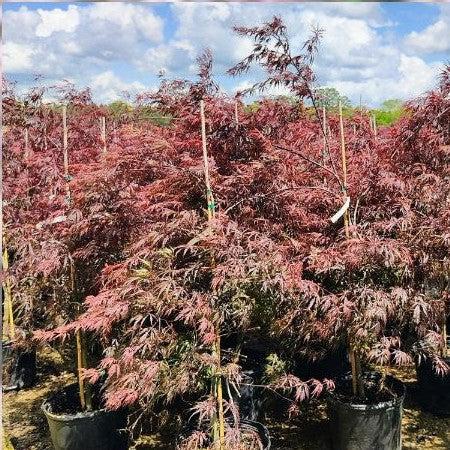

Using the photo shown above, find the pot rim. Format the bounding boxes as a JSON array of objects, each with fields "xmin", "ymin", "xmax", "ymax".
[
  {"xmin": 328, "ymin": 374, "xmax": 405, "ymax": 411},
  {"xmin": 41, "ymin": 382, "xmax": 112, "ymax": 422},
  {"xmin": 328, "ymin": 394, "xmax": 404, "ymax": 411},
  {"xmin": 239, "ymin": 419, "xmax": 271, "ymax": 450}
]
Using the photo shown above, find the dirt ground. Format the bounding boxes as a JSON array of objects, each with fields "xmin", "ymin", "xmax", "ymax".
[
  {"xmin": 3, "ymin": 349, "xmax": 450, "ymax": 449},
  {"xmin": 2, "ymin": 347, "xmax": 76, "ymax": 450}
]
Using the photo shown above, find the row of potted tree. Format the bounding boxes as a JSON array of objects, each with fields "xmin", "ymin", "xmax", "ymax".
[{"xmin": 3, "ymin": 17, "xmax": 449, "ymax": 450}]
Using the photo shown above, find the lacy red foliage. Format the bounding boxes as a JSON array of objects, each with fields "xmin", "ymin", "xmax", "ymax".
[{"xmin": 3, "ymin": 18, "xmax": 449, "ymax": 441}]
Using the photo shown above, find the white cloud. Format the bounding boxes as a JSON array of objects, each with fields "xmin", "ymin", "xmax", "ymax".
[
  {"xmin": 139, "ymin": 40, "xmax": 196, "ymax": 76},
  {"xmin": 3, "ymin": 42, "xmax": 35, "ymax": 72},
  {"xmin": 87, "ymin": 3, "xmax": 163, "ymax": 43},
  {"xmin": 90, "ymin": 71, "xmax": 146, "ymax": 103},
  {"xmin": 3, "ymin": 3, "xmax": 446, "ymax": 106},
  {"xmin": 61, "ymin": 41, "xmax": 82, "ymax": 56},
  {"xmin": 299, "ymin": 10, "xmax": 380, "ymax": 67},
  {"xmin": 405, "ymin": 20, "xmax": 450, "ymax": 54},
  {"xmin": 3, "ymin": 3, "xmax": 164, "ymax": 77},
  {"xmin": 164, "ymin": 3, "xmax": 438, "ymax": 105},
  {"xmin": 35, "ymin": 5, "xmax": 80, "ymax": 37},
  {"xmin": 398, "ymin": 54, "xmax": 441, "ymax": 94},
  {"xmin": 404, "ymin": 5, "xmax": 450, "ymax": 54},
  {"xmin": 331, "ymin": 55, "xmax": 442, "ymax": 105}
]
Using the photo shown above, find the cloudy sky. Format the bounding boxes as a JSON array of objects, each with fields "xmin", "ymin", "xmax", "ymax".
[{"xmin": 3, "ymin": 2, "xmax": 450, "ymax": 106}]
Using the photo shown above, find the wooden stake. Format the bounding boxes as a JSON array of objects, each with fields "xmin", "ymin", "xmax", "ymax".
[
  {"xmin": 234, "ymin": 100, "xmax": 239, "ymax": 126},
  {"xmin": 24, "ymin": 128, "xmax": 29, "ymax": 159},
  {"xmin": 62, "ymin": 106, "xmax": 68, "ymax": 173},
  {"xmin": 200, "ymin": 100, "xmax": 225, "ymax": 449},
  {"xmin": 339, "ymin": 101, "xmax": 363, "ymax": 398},
  {"xmin": 2, "ymin": 240, "xmax": 15, "ymax": 340},
  {"xmin": 100, "ymin": 116, "xmax": 107, "ymax": 154},
  {"xmin": 44, "ymin": 123, "xmax": 48, "ymax": 150},
  {"xmin": 215, "ymin": 334, "xmax": 225, "ymax": 449},
  {"xmin": 373, "ymin": 115, "xmax": 377, "ymax": 139},
  {"xmin": 62, "ymin": 105, "xmax": 70, "ymax": 203},
  {"xmin": 322, "ymin": 107, "xmax": 327, "ymax": 165},
  {"xmin": 63, "ymin": 106, "xmax": 90, "ymax": 411},
  {"xmin": 443, "ymin": 321, "xmax": 448, "ymax": 358},
  {"xmin": 2, "ymin": 425, "xmax": 15, "ymax": 450},
  {"xmin": 25, "ymin": 127, "xmax": 31, "ymax": 202},
  {"xmin": 72, "ymin": 272, "xmax": 90, "ymax": 410},
  {"xmin": 200, "ymin": 100, "xmax": 215, "ymax": 222},
  {"xmin": 349, "ymin": 347, "xmax": 358, "ymax": 396},
  {"xmin": 76, "ymin": 330, "xmax": 86, "ymax": 410},
  {"xmin": 338, "ymin": 101, "xmax": 350, "ymax": 239}
]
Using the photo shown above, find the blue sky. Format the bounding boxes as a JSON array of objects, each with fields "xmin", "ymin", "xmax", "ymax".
[{"xmin": 3, "ymin": 2, "xmax": 450, "ymax": 106}]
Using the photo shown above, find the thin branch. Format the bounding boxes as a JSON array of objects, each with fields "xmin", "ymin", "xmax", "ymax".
[
  {"xmin": 224, "ymin": 184, "xmax": 340, "ymax": 215},
  {"xmin": 274, "ymin": 143, "xmax": 343, "ymax": 188}
]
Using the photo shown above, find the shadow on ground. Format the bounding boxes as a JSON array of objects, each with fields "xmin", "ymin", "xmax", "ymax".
[
  {"xmin": 3, "ymin": 347, "xmax": 76, "ymax": 450},
  {"xmin": 4, "ymin": 359, "xmax": 449, "ymax": 450}
]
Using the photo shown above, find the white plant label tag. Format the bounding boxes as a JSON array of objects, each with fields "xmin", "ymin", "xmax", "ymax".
[
  {"xmin": 330, "ymin": 196, "xmax": 350, "ymax": 223},
  {"xmin": 36, "ymin": 215, "xmax": 67, "ymax": 229}
]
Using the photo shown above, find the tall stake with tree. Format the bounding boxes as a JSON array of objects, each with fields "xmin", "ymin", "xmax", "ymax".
[{"xmin": 200, "ymin": 99, "xmax": 225, "ymax": 448}]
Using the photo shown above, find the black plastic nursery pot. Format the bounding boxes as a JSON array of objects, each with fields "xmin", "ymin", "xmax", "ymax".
[
  {"xmin": 42, "ymin": 382, "xmax": 128, "ymax": 450},
  {"xmin": 239, "ymin": 419, "xmax": 271, "ymax": 450},
  {"xmin": 227, "ymin": 370, "xmax": 264, "ymax": 421},
  {"xmin": 227, "ymin": 366, "xmax": 290, "ymax": 422},
  {"xmin": 415, "ymin": 353, "xmax": 450, "ymax": 417},
  {"xmin": 328, "ymin": 373, "xmax": 405, "ymax": 450},
  {"xmin": 2, "ymin": 340, "xmax": 37, "ymax": 391}
]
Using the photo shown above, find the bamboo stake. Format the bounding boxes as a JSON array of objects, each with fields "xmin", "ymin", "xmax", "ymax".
[
  {"xmin": 200, "ymin": 100, "xmax": 215, "ymax": 222},
  {"xmin": 82, "ymin": 338, "xmax": 92, "ymax": 410},
  {"xmin": 234, "ymin": 100, "xmax": 239, "ymax": 126},
  {"xmin": 322, "ymin": 107, "xmax": 327, "ymax": 165},
  {"xmin": 62, "ymin": 106, "xmax": 68, "ymax": 173},
  {"xmin": 443, "ymin": 321, "xmax": 448, "ymax": 358},
  {"xmin": 2, "ymin": 240, "xmax": 15, "ymax": 340},
  {"xmin": 200, "ymin": 100, "xmax": 225, "ymax": 449},
  {"xmin": 24, "ymin": 128, "xmax": 31, "ymax": 204},
  {"xmin": 2, "ymin": 128, "xmax": 31, "ymax": 341},
  {"xmin": 63, "ymin": 105, "xmax": 90, "ymax": 410},
  {"xmin": 338, "ymin": 101, "xmax": 350, "ymax": 239},
  {"xmin": 70, "ymin": 259, "xmax": 88, "ymax": 410},
  {"xmin": 24, "ymin": 128, "xmax": 29, "ymax": 159},
  {"xmin": 369, "ymin": 114, "xmax": 374, "ymax": 133},
  {"xmin": 76, "ymin": 331, "xmax": 86, "ymax": 410},
  {"xmin": 348, "ymin": 348, "xmax": 358, "ymax": 395},
  {"xmin": 44, "ymin": 123, "xmax": 48, "ymax": 151},
  {"xmin": 2, "ymin": 425, "xmax": 15, "ymax": 450},
  {"xmin": 62, "ymin": 105, "xmax": 70, "ymax": 203},
  {"xmin": 339, "ymin": 101, "xmax": 362, "ymax": 398},
  {"xmin": 373, "ymin": 114, "xmax": 377, "ymax": 139},
  {"xmin": 100, "ymin": 116, "xmax": 107, "ymax": 154}
]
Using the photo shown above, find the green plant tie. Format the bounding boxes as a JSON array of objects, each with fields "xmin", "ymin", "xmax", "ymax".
[{"xmin": 207, "ymin": 189, "xmax": 215, "ymax": 212}]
